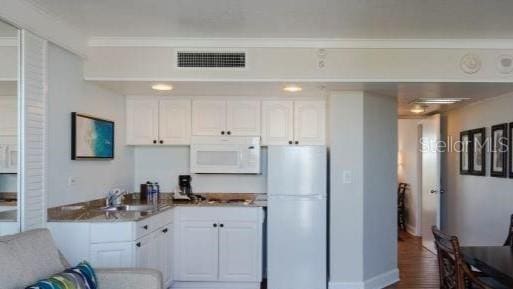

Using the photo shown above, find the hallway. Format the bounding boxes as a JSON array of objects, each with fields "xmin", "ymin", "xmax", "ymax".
[{"xmin": 387, "ymin": 232, "xmax": 440, "ymax": 289}]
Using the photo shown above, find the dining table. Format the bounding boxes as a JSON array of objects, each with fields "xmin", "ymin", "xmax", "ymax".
[{"xmin": 461, "ymin": 246, "xmax": 513, "ymax": 288}]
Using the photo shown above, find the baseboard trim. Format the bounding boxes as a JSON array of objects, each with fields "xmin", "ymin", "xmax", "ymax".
[
  {"xmin": 329, "ymin": 268, "xmax": 400, "ymax": 289},
  {"xmin": 172, "ymin": 281, "xmax": 260, "ymax": 289},
  {"xmin": 406, "ymin": 224, "xmax": 419, "ymax": 236}
]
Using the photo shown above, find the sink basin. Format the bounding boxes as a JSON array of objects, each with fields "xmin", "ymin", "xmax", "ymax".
[{"xmin": 101, "ymin": 205, "xmax": 156, "ymax": 212}]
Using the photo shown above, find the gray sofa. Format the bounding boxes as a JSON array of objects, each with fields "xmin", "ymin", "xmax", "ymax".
[{"xmin": 0, "ymin": 228, "xmax": 162, "ymax": 289}]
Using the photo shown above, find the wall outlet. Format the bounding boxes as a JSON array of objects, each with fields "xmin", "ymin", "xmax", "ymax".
[
  {"xmin": 67, "ymin": 177, "xmax": 77, "ymax": 186},
  {"xmin": 342, "ymin": 170, "xmax": 352, "ymax": 184}
]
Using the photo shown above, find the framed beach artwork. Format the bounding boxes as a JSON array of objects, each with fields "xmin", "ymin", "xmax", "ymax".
[
  {"xmin": 490, "ymin": 123, "xmax": 508, "ymax": 178},
  {"xmin": 470, "ymin": 128, "xmax": 486, "ymax": 176},
  {"xmin": 460, "ymin": 130, "xmax": 471, "ymax": 175},
  {"xmin": 71, "ymin": 113, "xmax": 114, "ymax": 160}
]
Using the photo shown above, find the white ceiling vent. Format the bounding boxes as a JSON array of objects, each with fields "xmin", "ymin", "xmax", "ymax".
[{"xmin": 176, "ymin": 50, "xmax": 246, "ymax": 68}]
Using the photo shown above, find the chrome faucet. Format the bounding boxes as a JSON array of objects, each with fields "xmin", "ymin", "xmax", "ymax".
[{"xmin": 106, "ymin": 189, "xmax": 127, "ymax": 207}]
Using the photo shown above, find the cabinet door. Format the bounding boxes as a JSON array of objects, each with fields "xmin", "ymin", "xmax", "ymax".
[
  {"xmin": 176, "ymin": 221, "xmax": 219, "ymax": 281},
  {"xmin": 136, "ymin": 233, "xmax": 157, "ymax": 270},
  {"xmin": 126, "ymin": 98, "xmax": 159, "ymax": 145},
  {"xmin": 294, "ymin": 101, "xmax": 326, "ymax": 145},
  {"xmin": 192, "ymin": 100, "xmax": 226, "ymax": 136},
  {"xmin": 262, "ymin": 101, "xmax": 294, "ymax": 145},
  {"xmin": 218, "ymin": 221, "xmax": 261, "ymax": 282},
  {"xmin": 159, "ymin": 99, "xmax": 191, "ymax": 145},
  {"xmin": 226, "ymin": 101, "xmax": 261, "ymax": 136},
  {"xmin": 0, "ymin": 98, "xmax": 17, "ymax": 136},
  {"xmin": 156, "ymin": 224, "xmax": 173, "ymax": 287},
  {"xmin": 90, "ymin": 242, "xmax": 134, "ymax": 268}
]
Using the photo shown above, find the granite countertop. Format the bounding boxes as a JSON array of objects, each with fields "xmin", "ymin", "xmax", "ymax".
[{"xmin": 47, "ymin": 193, "xmax": 267, "ymax": 223}]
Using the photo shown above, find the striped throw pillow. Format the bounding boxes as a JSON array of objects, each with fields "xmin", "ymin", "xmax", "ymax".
[{"xmin": 25, "ymin": 261, "xmax": 98, "ymax": 289}]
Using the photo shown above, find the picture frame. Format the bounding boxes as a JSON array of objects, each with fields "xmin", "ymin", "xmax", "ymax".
[
  {"xmin": 470, "ymin": 128, "xmax": 486, "ymax": 176},
  {"xmin": 510, "ymin": 123, "xmax": 513, "ymax": 178},
  {"xmin": 71, "ymin": 112, "xmax": 115, "ymax": 160},
  {"xmin": 490, "ymin": 123, "xmax": 508, "ymax": 178},
  {"xmin": 460, "ymin": 130, "xmax": 472, "ymax": 175}
]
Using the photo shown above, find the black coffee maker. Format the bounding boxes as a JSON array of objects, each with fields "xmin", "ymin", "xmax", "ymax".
[{"xmin": 178, "ymin": 175, "xmax": 192, "ymax": 197}]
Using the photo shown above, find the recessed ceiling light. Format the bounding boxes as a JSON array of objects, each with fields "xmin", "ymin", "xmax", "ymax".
[
  {"xmin": 283, "ymin": 85, "xmax": 302, "ymax": 93},
  {"xmin": 152, "ymin": 84, "xmax": 173, "ymax": 91},
  {"xmin": 410, "ymin": 105, "xmax": 427, "ymax": 114},
  {"xmin": 413, "ymin": 98, "xmax": 470, "ymax": 104}
]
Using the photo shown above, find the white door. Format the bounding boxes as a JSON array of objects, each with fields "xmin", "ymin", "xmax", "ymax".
[
  {"xmin": 126, "ymin": 98, "xmax": 159, "ymax": 145},
  {"xmin": 218, "ymin": 221, "xmax": 261, "ymax": 282},
  {"xmin": 176, "ymin": 221, "xmax": 219, "ymax": 281},
  {"xmin": 262, "ymin": 101, "xmax": 294, "ymax": 145},
  {"xmin": 136, "ymin": 233, "xmax": 157, "ymax": 270},
  {"xmin": 421, "ymin": 114, "xmax": 441, "ymax": 253},
  {"xmin": 192, "ymin": 100, "xmax": 226, "ymax": 136},
  {"xmin": 90, "ymin": 242, "xmax": 134, "ymax": 268},
  {"xmin": 226, "ymin": 100, "xmax": 261, "ymax": 136},
  {"xmin": 0, "ymin": 98, "xmax": 17, "ymax": 136},
  {"xmin": 294, "ymin": 101, "xmax": 326, "ymax": 145},
  {"xmin": 159, "ymin": 99, "xmax": 191, "ymax": 145}
]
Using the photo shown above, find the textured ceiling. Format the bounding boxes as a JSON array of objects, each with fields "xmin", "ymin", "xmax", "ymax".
[
  {"xmin": 95, "ymin": 81, "xmax": 513, "ymax": 117},
  {"xmin": 24, "ymin": 0, "xmax": 513, "ymax": 39}
]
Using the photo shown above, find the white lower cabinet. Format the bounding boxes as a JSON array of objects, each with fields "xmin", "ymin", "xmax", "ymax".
[
  {"xmin": 49, "ymin": 207, "xmax": 264, "ymax": 289},
  {"xmin": 173, "ymin": 207, "xmax": 264, "ymax": 289}
]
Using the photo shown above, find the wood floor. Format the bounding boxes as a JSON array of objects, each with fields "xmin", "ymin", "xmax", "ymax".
[{"xmin": 387, "ymin": 231, "xmax": 440, "ymax": 289}]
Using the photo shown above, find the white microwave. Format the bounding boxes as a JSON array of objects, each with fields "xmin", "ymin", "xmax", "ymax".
[{"xmin": 190, "ymin": 136, "xmax": 261, "ymax": 174}]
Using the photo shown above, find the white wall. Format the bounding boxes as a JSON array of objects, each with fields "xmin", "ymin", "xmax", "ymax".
[
  {"xmin": 46, "ymin": 43, "xmax": 133, "ymax": 207},
  {"xmin": 329, "ymin": 92, "xmax": 398, "ymax": 288},
  {"xmin": 398, "ymin": 119, "xmax": 421, "ymax": 235},
  {"xmin": 133, "ymin": 146, "xmax": 267, "ymax": 194},
  {"xmin": 363, "ymin": 93, "xmax": 398, "ymax": 281},
  {"xmin": 442, "ymin": 93, "xmax": 513, "ymax": 246}
]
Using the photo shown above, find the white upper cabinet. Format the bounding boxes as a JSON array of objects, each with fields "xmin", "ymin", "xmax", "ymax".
[
  {"xmin": 126, "ymin": 97, "xmax": 191, "ymax": 145},
  {"xmin": 294, "ymin": 101, "xmax": 326, "ymax": 145},
  {"xmin": 262, "ymin": 100, "xmax": 325, "ymax": 145},
  {"xmin": 159, "ymin": 99, "xmax": 191, "ymax": 145},
  {"xmin": 226, "ymin": 101, "xmax": 261, "ymax": 136},
  {"xmin": 261, "ymin": 101, "xmax": 294, "ymax": 145},
  {"xmin": 192, "ymin": 100, "xmax": 261, "ymax": 136},
  {"xmin": 0, "ymin": 98, "xmax": 17, "ymax": 136},
  {"xmin": 126, "ymin": 98, "xmax": 159, "ymax": 145},
  {"xmin": 192, "ymin": 100, "xmax": 226, "ymax": 136}
]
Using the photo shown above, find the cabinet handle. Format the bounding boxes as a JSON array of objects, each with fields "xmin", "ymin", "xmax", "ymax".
[
  {"xmin": 162, "ymin": 228, "xmax": 168, "ymax": 233},
  {"xmin": 159, "ymin": 140, "xmax": 164, "ymax": 144},
  {"xmin": 295, "ymin": 141, "xmax": 299, "ymax": 145},
  {"xmin": 220, "ymin": 224, "xmax": 224, "ymax": 228},
  {"xmin": 221, "ymin": 131, "xmax": 225, "ymax": 135},
  {"xmin": 153, "ymin": 140, "xmax": 157, "ymax": 144},
  {"xmin": 288, "ymin": 141, "xmax": 293, "ymax": 145},
  {"xmin": 213, "ymin": 223, "xmax": 218, "ymax": 227},
  {"xmin": 227, "ymin": 131, "xmax": 231, "ymax": 135},
  {"xmin": 136, "ymin": 242, "xmax": 141, "ymax": 248},
  {"xmin": 143, "ymin": 225, "xmax": 148, "ymax": 230}
]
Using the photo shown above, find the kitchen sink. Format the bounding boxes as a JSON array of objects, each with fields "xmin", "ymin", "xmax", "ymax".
[{"xmin": 101, "ymin": 204, "xmax": 156, "ymax": 212}]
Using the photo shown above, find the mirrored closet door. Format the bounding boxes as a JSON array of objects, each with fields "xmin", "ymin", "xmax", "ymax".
[{"xmin": 0, "ymin": 19, "xmax": 20, "ymax": 235}]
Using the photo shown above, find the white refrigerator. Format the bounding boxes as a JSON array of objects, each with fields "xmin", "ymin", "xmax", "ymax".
[{"xmin": 267, "ymin": 146, "xmax": 327, "ymax": 289}]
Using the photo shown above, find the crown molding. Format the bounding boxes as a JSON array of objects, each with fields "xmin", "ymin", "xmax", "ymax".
[
  {"xmin": 88, "ymin": 37, "xmax": 513, "ymax": 49},
  {"xmin": 0, "ymin": 37, "xmax": 18, "ymax": 47},
  {"xmin": 0, "ymin": 0, "xmax": 86, "ymax": 57}
]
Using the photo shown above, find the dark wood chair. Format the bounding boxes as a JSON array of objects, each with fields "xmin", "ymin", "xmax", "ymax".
[
  {"xmin": 504, "ymin": 214, "xmax": 513, "ymax": 247},
  {"xmin": 398, "ymin": 183, "xmax": 408, "ymax": 231},
  {"xmin": 432, "ymin": 226, "xmax": 494, "ymax": 289}
]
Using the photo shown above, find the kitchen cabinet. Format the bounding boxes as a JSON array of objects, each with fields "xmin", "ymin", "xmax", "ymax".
[
  {"xmin": 174, "ymin": 207, "xmax": 264, "ymax": 288},
  {"xmin": 192, "ymin": 100, "xmax": 260, "ymax": 136},
  {"xmin": 262, "ymin": 100, "xmax": 325, "ymax": 145},
  {"xmin": 126, "ymin": 97, "xmax": 191, "ymax": 145},
  {"xmin": 48, "ymin": 209, "xmax": 175, "ymax": 288}
]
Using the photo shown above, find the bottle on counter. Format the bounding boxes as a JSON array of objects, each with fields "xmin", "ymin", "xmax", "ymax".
[
  {"xmin": 154, "ymin": 182, "xmax": 160, "ymax": 201},
  {"xmin": 146, "ymin": 181, "xmax": 154, "ymax": 203}
]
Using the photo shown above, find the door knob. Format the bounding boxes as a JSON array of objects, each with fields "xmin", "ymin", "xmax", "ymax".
[
  {"xmin": 159, "ymin": 140, "xmax": 164, "ymax": 144},
  {"xmin": 288, "ymin": 141, "xmax": 293, "ymax": 144},
  {"xmin": 153, "ymin": 140, "xmax": 157, "ymax": 144},
  {"xmin": 213, "ymin": 223, "xmax": 218, "ymax": 227},
  {"xmin": 221, "ymin": 131, "xmax": 225, "ymax": 135},
  {"xmin": 430, "ymin": 190, "xmax": 438, "ymax": 194},
  {"xmin": 295, "ymin": 141, "xmax": 299, "ymax": 145}
]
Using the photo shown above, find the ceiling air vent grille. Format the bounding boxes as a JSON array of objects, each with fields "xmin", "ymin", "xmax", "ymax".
[{"xmin": 177, "ymin": 51, "xmax": 246, "ymax": 68}]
